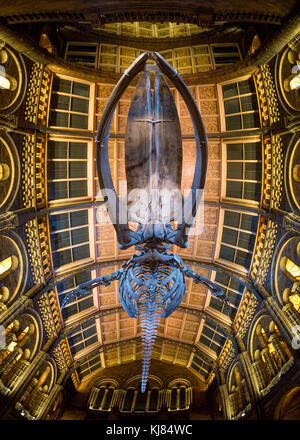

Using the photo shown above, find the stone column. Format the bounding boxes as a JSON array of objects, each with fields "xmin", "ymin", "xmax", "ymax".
[
  {"xmin": 262, "ymin": 291, "xmax": 296, "ymax": 347},
  {"xmin": 252, "ymin": 351, "xmax": 270, "ymax": 391},
  {"xmin": 38, "ymin": 383, "xmax": 63, "ymax": 420},
  {"xmin": 217, "ymin": 367, "xmax": 231, "ymax": 420}
]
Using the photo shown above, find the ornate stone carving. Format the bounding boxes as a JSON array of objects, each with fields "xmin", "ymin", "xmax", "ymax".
[
  {"xmin": 21, "ymin": 134, "xmax": 46, "ymax": 209},
  {"xmin": 262, "ymin": 135, "xmax": 283, "ymax": 209},
  {"xmin": 25, "ymin": 216, "xmax": 52, "ymax": 284},
  {"xmin": 37, "ymin": 289, "xmax": 62, "ymax": 339},
  {"xmin": 254, "ymin": 64, "xmax": 280, "ymax": 127},
  {"xmin": 234, "ymin": 292, "xmax": 259, "ymax": 339},
  {"xmin": 24, "ymin": 63, "xmax": 51, "ymax": 126},
  {"xmin": 250, "ymin": 218, "xmax": 278, "ymax": 285}
]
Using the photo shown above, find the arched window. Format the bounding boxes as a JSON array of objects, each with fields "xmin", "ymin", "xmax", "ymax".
[
  {"xmin": 89, "ymin": 384, "xmax": 116, "ymax": 411},
  {"xmin": 167, "ymin": 381, "xmax": 192, "ymax": 412},
  {"xmin": 280, "ymin": 257, "xmax": 300, "ymax": 282},
  {"xmin": 0, "ymin": 255, "xmax": 18, "ymax": 280},
  {"xmin": 0, "ymin": 316, "xmax": 38, "ymax": 395},
  {"xmin": 0, "ymin": 163, "xmax": 10, "ymax": 181}
]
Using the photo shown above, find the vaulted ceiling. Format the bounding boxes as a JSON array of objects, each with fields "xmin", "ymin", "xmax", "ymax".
[{"xmin": 0, "ymin": 0, "xmax": 298, "ymax": 392}]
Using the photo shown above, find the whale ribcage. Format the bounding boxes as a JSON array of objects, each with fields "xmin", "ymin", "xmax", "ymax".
[{"xmin": 125, "ymin": 263, "xmax": 183, "ymax": 392}]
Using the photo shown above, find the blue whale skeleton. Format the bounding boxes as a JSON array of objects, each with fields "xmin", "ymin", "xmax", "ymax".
[{"xmin": 61, "ymin": 52, "xmax": 230, "ymax": 392}]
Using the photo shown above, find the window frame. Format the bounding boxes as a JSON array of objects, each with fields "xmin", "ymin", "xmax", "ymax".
[
  {"xmin": 49, "ymin": 207, "xmax": 95, "ymax": 275},
  {"xmin": 214, "ymin": 208, "xmax": 259, "ymax": 274},
  {"xmin": 47, "ymin": 136, "xmax": 94, "ymax": 206},
  {"xmin": 49, "ymin": 74, "xmax": 95, "ymax": 132},
  {"xmin": 218, "ymin": 75, "xmax": 260, "ymax": 132},
  {"xmin": 220, "ymin": 136, "xmax": 263, "ymax": 207}
]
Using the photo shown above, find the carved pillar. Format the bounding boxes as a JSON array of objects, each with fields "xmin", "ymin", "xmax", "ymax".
[
  {"xmin": 3, "ymin": 350, "xmax": 30, "ymax": 390},
  {"xmin": 262, "ymin": 294, "xmax": 297, "ymax": 348},
  {"xmin": 0, "ymin": 347, "xmax": 22, "ymax": 376},
  {"xmin": 269, "ymin": 333, "xmax": 290, "ymax": 366},
  {"xmin": 38, "ymin": 383, "xmax": 63, "ymax": 420},
  {"xmin": 282, "ymin": 289, "xmax": 300, "ymax": 327},
  {"xmin": 215, "ymin": 367, "xmax": 231, "ymax": 420},
  {"xmin": 234, "ymin": 335, "xmax": 261, "ymax": 400},
  {"xmin": 228, "ymin": 390, "xmax": 238, "ymax": 418},
  {"xmin": 252, "ymin": 351, "xmax": 270, "ymax": 391},
  {"xmin": 261, "ymin": 348, "xmax": 279, "ymax": 378}
]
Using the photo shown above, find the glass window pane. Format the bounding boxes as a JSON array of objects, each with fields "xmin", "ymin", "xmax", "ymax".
[
  {"xmin": 222, "ymin": 83, "xmax": 238, "ymax": 99},
  {"xmin": 226, "ymin": 115, "xmax": 242, "ymax": 130},
  {"xmin": 224, "ymin": 98, "xmax": 240, "ymax": 114},
  {"xmin": 215, "ymin": 271, "xmax": 230, "ymax": 286},
  {"xmin": 72, "ymin": 82, "xmax": 90, "ymax": 97},
  {"xmin": 241, "ymin": 214, "xmax": 258, "ymax": 232},
  {"xmin": 69, "ymin": 142, "xmax": 87, "ymax": 159},
  {"xmin": 85, "ymin": 335, "xmax": 97, "ymax": 347},
  {"xmin": 48, "ymin": 161, "xmax": 67, "ymax": 180},
  {"xmin": 51, "ymin": 93, "xmax": 70, "ymax": 110},
  {"xmin": 69, "ymin": 180, "xmax": 88, "ymax": 198},
  {"xmin": 226, "ymin": 181, "xmax": 243, "ymax": 198},
  {"xmin": 229, "ymin": 278, "xmax": 244, "ymax": 293},
  {"xmin": 227, "ymin": 143, "xmax": 243, "ymax": 160},
  {"xmin": 47, "ymin": 141, "xmax": 68, "ymax": 159},
  {"xmin": 49, "ymin": 110, "xmax": 69, "ymax": 127},
  {"xmin": 50, "ymin": 213, "xmax": 69, "ymax": 231},
  {"xmin": 70, "ymin": 210, "xmax": 88, "ymax": 227},
  {"xmin": 238, "ymin": 79, "xmax": 254, "ymax": 95},
  {"xmin": 71, "ymin": 227, "xmax": 89, "ymax": 245},
  {"xmin": 244, "ymin": 182, "xmax": 261, "ymax": 201},
  {"xmin": 78, "ymin": 296, "xmax": 94, "ymax": 311},
  {"xmin": 241, "ymin": 95, "xmax": 258, "ymax": 112},
  {"xmin": 245, "ymin": 142, "xmax": 261, "ymax": 160},
  {"xmin": 223, "ymin": 211, "xmax": 240, "ymax": 228},
  {"xmin": 243, "ymin": 112, "xmax": 260, "ymax": 129},
  {"xmin": 68, "ymin": 333, "xmax": 83, "ymax": 346},
  {"xmin": 72, "ymin": 244, "xmax": 90, "ymax": 261},
  {"xmin": 71, "ymin": 342, "xmax": 85, "ymax": 354},
  {"xmin": 219, "ymin": 245, "xmax": 235, "ymax": 262},
  {"xmin": 52, "ymin": 77, "xmax": 71, "ymax": 93},
  {"xmin": 53, "ymin": 249, "xmax": 72, "ymax": 267},
  {"xmin": 52, "ymin": 231, "xmax": 70, "ymax": 249},
  {"xmin": 83, "ymin": 326, "xmax": 96, "ymax": 339},
  {"xmin": 227, "ymin": 163, "xmax": 243, "ymax": 179},
  {"xmin": 62, "ymin": 303, "xmax": 78, "ymax": 319},
  {"xmin": 76, "ymin": 271, "xmax": 91, "ymax": 285},
  {"xmin": 245, "ymin": 162, "xmax": 261, "ymax": 180},
  {"xmin": 48, "ymin": 181, "xmax": 68, "ymax": 200},
  {"xmin": 209, "ymin": 296, "xmax": 223, "ymax": 312},
  {"xmin": 69, "ymin": 162, "xmax": 87, "ymax": 178},
  {"xmin": 238, "ymin": 231, "xmax": 255, "ymax": 250},
  {"xmin": 57, "ymin": 278, "xmax": 74, "ymax": 293},
  {"xmin": 222, "ymin": 227, "xmax": 238, "ymax": 246},
  {"xmin": 71, "ymin": 97, "xmax": 89, "ymax": 113},
  {"xmin": 70, "ymin": 114, "xmax": 88, "ymax": 129},
  {"xmin": 236, "ymin": 249, "xmax": 252, "ymax": 268}
]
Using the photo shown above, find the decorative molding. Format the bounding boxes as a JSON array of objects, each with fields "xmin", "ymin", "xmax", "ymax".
[
  {"xmin": 25, "ymin": 216, "xmax": 52, "ymax": 284},
  {"xmin": 21, "ymin": 133, "xmax": 46, "ymax": 209},
  {"xmin": 250, "ymin": 218, "xmax": 278, "ymax": 285},
  {"xmin": 38, "ymin": 289, "xmax": 62, "ymax": 339},
  {"xmin": 24, "ymin": 63, "xmax": 51, "ymax": 126},
  {"xmin": 52, "ymin": 338, "xmax": 73, "ymax": 375},
  {"xmin": 254, "ymin": 64, "xmax": 280, "ymax": 127},
  {"xmin": 218, "ymin": 339, "xmax": 235, "ymax": 372},
  {"xmin": 262, "ymin": 134, "xmax": 284, "ymax": 209},
  {"xmin": 234, "ymin": 292, "xmax": 259, "ymax": 339}
]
